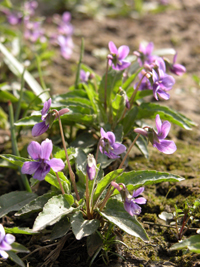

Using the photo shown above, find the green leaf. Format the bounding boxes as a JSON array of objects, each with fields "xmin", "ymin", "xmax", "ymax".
[
  {"xmin": 33, "ymin": 194, "xmax": 74, "ymax": 231},
  {"xmin": 121, "ymin": 106, "xmax": 138, "ymax": 135},
  {"xmin": 14, "ymin": 115, "xmax": 41, "ymax": 126},
  {"xmin": 134, "ymin": 89, "xmax": 153, "ymax": 101},
  {"xmin": 11, "ymin": 242, "xmax": 30, "ymax": 253},
  {"xmin": 6, "ymin": 251, "xmax": 25, "ymax": 267},
  {"xmin": 15, "ymin": 191, "xmax": 57, "ymax": 216},
  {"xmin": 45, "ymin": 172, "xmax": 71, "ymax": 194},
  {"xmin": 83, "ymin": 83, "xmax": 98, "ymax": 114},
  {"xmin": 112, "ymin": 94, "xmax": 125, "ymax": 124},
  {"xmin": 0, "ymin": 154, "xmax": 28, "ymax": 168},
  {"xmin": 0, "ymin": 43, "xmax": 49, "ymax": 102},
  {"xmin": 99, "ymin": 199, "xmax": 149, "ymax": 241},
  {"xmin": 93, "ymin": 169, "xmax": 123, "ymax": 205},
  {"xmin": 70, "ymin": 211, "xmax": 100, "ymax": 240},
  {"xmin": 137, "ymin": 103, "xmax": 196, "ymax": 129},
  {"xmin": 116, "ymin": 170, "xmax": 184, "ymax": 192},
  {"xmin": 70, "ymin": 131, "xmax": 97, "ymax": 149},
  {"xmin": 98, "ymin": 69, "xmax": 123, "ymax": 108},
  {"xmin": 4, "ymin": 227, "xmax": 37, "ymax": 235},
  {"xmin": 0, "ymin": 191, "xmax": 37, "ymax": 218},
  {"xmin": 50, "ymin": 216, "xmax": 71, "ymax": 241},
  {"xmin": 122, "ymin": 68, "xmax": 142, "ymax": 91},
  {"xmin": 0, "ymin": 90, "xmax": 18, "ymax": 102},
  {"xmin": 170, "ymin": 235, "xmax": 200, "ymax": 253}
]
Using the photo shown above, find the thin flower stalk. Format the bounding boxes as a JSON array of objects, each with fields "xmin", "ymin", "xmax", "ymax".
[
  {"xmin": 120, "ymin": 72, "xmax": 147, "ymax": 121},
  {"xmin": 118, "ymin": 133, "xmax": 141, "ymax": 169},
  {"xmin": 85, "ymin": 174, "xmax": 92, "ymax": 219},
  {"xmin": 53, "ymin": 109, "xmax": 80, "ymax": 201}
]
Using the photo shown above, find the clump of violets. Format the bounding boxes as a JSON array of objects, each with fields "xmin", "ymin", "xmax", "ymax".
[
  {"xmin": 134, "ymin": 42, "xmax": 186, "ymax": 101},
  {"xmin": 21, "ymin": 139, "xmax": 65, "ymax": 180},
  {"xmin": 0, "ymin": 224, "xmax": 15, "ymax": 259},
  {"xmin": 108, "ymin": 41, "xmax": 131, "ymax": 71},
  {"xmin": 32, "ymin": 98, "xmax": 69, "ymax": 137},
  {"xmin": 134, "ymin": 114, "xmax": 177, "ymax": 154},
  {"xmin": 86, "ymin": 154, "xmax": 96, "ymax": 180},
  {"xmin": 99, "ymin": 128, "xmax": 126, "ymax": 159},
  {"xmin": 111, "ymin": 182, "xmax": 146, "ymax": 216}
]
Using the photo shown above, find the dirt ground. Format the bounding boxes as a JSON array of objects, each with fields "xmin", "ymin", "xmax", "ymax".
[{"xmin": 1, "ymin": 0, "xmax": 200, "ymax": 266}]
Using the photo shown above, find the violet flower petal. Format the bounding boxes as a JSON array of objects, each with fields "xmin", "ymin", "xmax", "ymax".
[
  {"xmin": 0, "ymin": 250, "xmax": 9, "ymax": 259},
  {"xmin": 0, "ymin": 240, "xmax": 12, "ymax": 251},
  {"xmin": 132, "ymin": 187, "xmax": 145, "ymax": 198},
  {"xmin": 4, "ymin": 234, "xmax": 15, "ymax": 245},
  {"xmin": 33, "ymin": 164, "xmax": 51, "ymax": 180},
  {"xmin": 106, "ymin": 131, "xmax": 116, "ymax": 145},
  {"xmin": 32, "ymin": 121, "xmax": 49, "ymax": 137},
  {"xmin": 0, "ymin": 225, "xmax": 5, "ymax": 242},
  {"xmin": 112, "ymin": 143, "xmax": 126, "ymax": 155},
  {"xmin": 134, "ymin": 197, "xmax": 147, "ymax": 205},
  {"xmin": 40, "ymin": 139, "xmax": 52, "ymax": 160},
  {"xmin": 21, "ymin": 161, "xmax": 40, "ymax": 175},
  {"xmin": 159, "ymin": 121, "xmax": 171, "ymax": 139},
  {"xmin": 153, "ymin": 140, "xmax": 177, "ymax": 154},
  {"xmin": 42, "ymin": 98, "xmax": 51, "ymax": 116},
  {"xmin": 118, "ymin": 45, "xmax": 130, "ymax": 60},
  {"xmin": 48, "ymin": 158, "xmax": 65, "ymax": 172},
  {"xmin": 27, "ymin": 141, "xmax": 41, "ymax": 160},
  {"xmin": 108, "ymin": 41, "xmax": 118, "ymax": 54}
]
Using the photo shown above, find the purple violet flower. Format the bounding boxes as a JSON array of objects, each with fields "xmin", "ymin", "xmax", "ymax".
[
  {"xmin": 32, "ymin": 98, "xmax": 52, "ymax": 137},
  {"xmin": 32, "ymin": 98, "xmax": 69, "ymax": 137},
  {"xmin": 80, "ymin": 70, "xmax": 90, "ymax": 83},
  {"xmin": 7, "ymin": 12, "xmax": 23, "ymax": 25},
  {"xmin": 58, "ymin": 35, "xmax": 74, "ymax": 60},
  {"xmin": 152, "ymin": 58, "xmax": 175, "ymax": 100},
  {"xmin": 134, "ymin": 114, "xmax": 177, "ymax": 154},
  {"xmin": 24, "ymin": 21, "xmax": 46, "ymax": 43},
  {"xmin": 108, "ymin": 41, "xmax": 131, "ymax": 71},
  {"xmin": 99, "ymin": 128, "xmax": 126, "ymax": 159},
  {"xmin": 169, "ymin": 53, "xmax": 186, "ymax": 76},
  {"xmin": 137, "ymin": 42, "xmax": 158, "ymax": 66},
  {"xmin": 21, "ymin": 139, "xmax": 65, "ymax": 180},
  {"xmin": 86, "ymin": 154, "xmax": 96, "ymax": 180},
  {"xmin": 111, "ymin": 182, "xmax": 146, "ymax": 216},
  {"xmin": 24, "ymin": 1, "xmax": 38, "ymax": 17},
  {"xmin": 0, "ymin": 224, "xmax": 15, "ymax": 259}
]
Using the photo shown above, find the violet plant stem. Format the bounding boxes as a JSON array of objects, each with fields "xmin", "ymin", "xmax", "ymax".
[
  {"xmin": 53, "ymin": 109, "xmax": 80, "ymax": 201},
  {"xmin": 118, "ymin": 133, "xmax": 141, "ymax": 169},
  {"xmin": 120, "ymin": 73, "xmax": 146, "ymax": 121},
  {"xmin": 99, "ymin": 186, "xmax": 115, "ymax": 211},
  {"xmin": 85, "ymin": 175, "xmax": 92, "ymax": 219}
]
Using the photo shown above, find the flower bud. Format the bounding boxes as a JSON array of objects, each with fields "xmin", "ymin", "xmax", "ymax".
[{"xmin": 86, "ymin": 154, "xmax": 96, "ymax": 180}]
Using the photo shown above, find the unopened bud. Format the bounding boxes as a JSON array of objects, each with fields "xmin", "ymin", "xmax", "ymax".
[{"xmin": 86, "ymin": 154, "xmax": 96, "ymax": 180}]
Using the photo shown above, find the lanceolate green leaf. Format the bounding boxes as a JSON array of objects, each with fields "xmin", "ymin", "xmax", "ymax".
[
  {"xmin": 70, "ymin": 211, "xmax": 100, "ymax": 240},
  {"xmin": 99, "ymin": 199, "xmax": 149, "ymax": 241},
  {"xmin": 137, "ymin": 103, "xmax": 196, "ymax": 129},
  {"xmin": 15, "ymin": 191, "xmax": 57, "ymax": 216},
  {"xmin": 93, "ymin": 169, "xmax": 123, "ymax": 205},
  {"xmin": 0, "ymin": 154, "xmax": 29, "ymax": 167},
  {"xmin": 33, "ymin": 194, "xmax": 74, "ymax": 231},
  {"xmin": 0, "ymin": 43, "xmax": 49, "ymax": 102},
  {"xmin": 170, "ymin": 235, "xmax": 200, "ymax": 253},
  {"xmin": 98, "ymin": 69, "xmax": 123, "ymax": 107},
  {"xmin": 116, "ymin": 170, "xmax": 184, "ymax": 192},
  {"xmin": 0, "ymin": 191, "xmax": 37, "ymax": 218},
  {"xmin": 14, "ymin": 115, "xmax": 41, "ymax": 126},
  {"xmin": 7, "ymin": 251, "xmax": 26, "ymax": 267}
]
